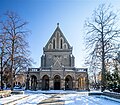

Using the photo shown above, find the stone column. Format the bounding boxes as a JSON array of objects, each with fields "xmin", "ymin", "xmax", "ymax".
[
  {"xmin": 85, "ymin": 76, "xmax": 89, "ymax": 91},
  {"xmin": 38, "ymin": 71, "xmax": 41, "ymax": 90},
  {"xmin": 26, "ymin": 74, "xmax": 30, "ymax": 90},
  {"xmin": 29, "ymin": 77, "xmax": 31, "ymax": 90},
  {"xmin": 75, "ymin": 79, "xmax": 78, "ymax": 90},
  {"xmin": 37, "ymin": 80, "xmax": 41, "ymax": 90},
  {"xmin": 82, "ymin": 77, "xmax": 87, "ymax": 90},
  {"xmin": 61, "ymin": 79, "xmax": 65, "ymax": 90},
  {"xmin": 39, "ymin": 79, "xmax": 42, "ymax": 90},
  {"xmin": 49, "ymin": 78, "xmax": 53, "ymax": 90},
  {"xmin": 73, "ymin": 80, "xmax": 76, "ymax": 90}
]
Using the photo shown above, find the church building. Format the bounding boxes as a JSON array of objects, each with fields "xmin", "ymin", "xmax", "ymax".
[{"xmin": 27, "ymin": 23, "xmax": 89, "ymax": 90}]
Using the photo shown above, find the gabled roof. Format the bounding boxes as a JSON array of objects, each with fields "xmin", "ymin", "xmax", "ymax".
[{"xmin": 44, "ymin": 23, "xmax": 72, "ymax": 50}]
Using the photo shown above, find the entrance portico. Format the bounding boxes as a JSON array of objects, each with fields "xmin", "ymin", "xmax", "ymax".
[{"xmin": 27, "ymin": 24, "xmax": 89, "ymax": 91}]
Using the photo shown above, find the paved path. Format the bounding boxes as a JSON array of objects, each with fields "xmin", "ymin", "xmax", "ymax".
[
  {"xmin": 38, "ymin": 94, "xmax": 65, "ymax": 105},
  {"xmin": 0, "ymin": 95, "xmax": 29, "ymax": 105}
]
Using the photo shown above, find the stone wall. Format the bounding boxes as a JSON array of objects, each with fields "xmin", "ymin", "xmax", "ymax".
[
  {"xmin": 103, "ymin": 92, "xmax": 120, "ymax": 99},
  {"xmin": 89, "ymin": 92, "xmax": 120, "ymax": 99}
]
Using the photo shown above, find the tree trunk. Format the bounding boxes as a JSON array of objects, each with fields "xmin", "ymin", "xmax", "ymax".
[
  {"xmin": 11, "ymin": 40, "xmax": 15, "ymax": 90},
  {"xmin": 101, "ymin": 28, "xmax": 106, "ymax": 92},
  {"xmin": 0, "ymin": 54, "xmax": 3, "ymax": 90}
]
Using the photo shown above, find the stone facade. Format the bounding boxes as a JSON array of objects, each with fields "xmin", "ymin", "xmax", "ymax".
[{"xmin": 27, "ymin": 23, "xmax": 89, "ymax": 90}]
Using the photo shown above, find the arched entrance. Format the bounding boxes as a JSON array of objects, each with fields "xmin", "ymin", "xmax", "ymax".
[
  {"xmin": 31, "ymin": 75, "xmax": 37, "ymax": 90},
  {"xmin": 42, "ymin": 75, "xmax": 49, "ymax": 90},
  {"xmin": 65, "ymin": 75, "xmax": 73, "ymax": 90},
  {"xmin": 54, "ymin": 75, "xmax": 61, "ymax": 90},
  {"xmin": 78, "ymin": 77, "xmax": 85, "ymax": 90}
]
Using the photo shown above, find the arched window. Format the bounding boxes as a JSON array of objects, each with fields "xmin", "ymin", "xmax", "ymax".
[
  {"xmin": 60, "ymin": 39, "xmax": 63, "ymax": 49},
  {"xmin": 48, "ymin": 43, "xmax": 52, "ymax": 49},
  {"xmin": 64, "ymin": 44, "xmax": 66, "ymax": 49},
  {"xmin": 53, "ymin": 39, "xmax": 55, "ymax": 49},
  {"xmin": 56, "ymin": 32, "xmax": 60, "ymax": 49},
  {"xmin": 64, "ymin": 43, "xmax": 68, "ymax": 49}
]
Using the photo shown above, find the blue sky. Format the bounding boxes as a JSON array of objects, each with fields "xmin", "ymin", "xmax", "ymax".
[{"xmin": 0, "ymin": 0, "xmax": 120, "ymax": 68}]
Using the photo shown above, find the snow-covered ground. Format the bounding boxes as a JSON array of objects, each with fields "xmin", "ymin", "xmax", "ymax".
[
  {"xmin": 25, "ymin": 90, "xmax": 85, "ymax": 94},
  {"xmin": 0, "ymin": 90, "xmax": 120, "ymax": 105},
  {"xmin": 9, "ymin": 94, "xmax": 51, "ymax": 105},
  {"xmin": 61, "ymin": 94, "xmax": 120, "ymax": 105}
]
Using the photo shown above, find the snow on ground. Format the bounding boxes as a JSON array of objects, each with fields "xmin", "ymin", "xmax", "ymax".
[
  {"xmin": 10, "ymin": 94, "xmax": 51, "ymax": 105},
  {"xmin": 0, "ymin": 94, "xmax": 28, "ymax": 104},
  {"xmin": 25, "ymin": 90, "xmax": 81, "ymax": 94},
  {"xmin": 0, "ymin": 90, "xmax": 120, "ymax": 105},
  {"xmin": 61, "ymin": 94, "xmax": 120, "ymax": 105}
]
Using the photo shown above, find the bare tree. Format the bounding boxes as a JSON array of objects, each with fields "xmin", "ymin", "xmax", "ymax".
[
  {"xmin": 85, "ymin": 4, "xmax": 120, "ymax": 91},
  {"xmin": 85, "ymin": 54, "xmax": 101, "ymax": 89},
  {"xmin": 0, "ymin": 11, "xmax": 32, "ymax": 90},
  {"xmin": 0, "ymin": 32, "xmax": 9, "ymax": 90},
  {"xmin": 0, "ymin": 34, "xmax": 5, "ymax": 90}
]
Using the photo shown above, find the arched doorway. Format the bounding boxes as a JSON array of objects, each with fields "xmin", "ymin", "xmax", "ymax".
[
  {"xmin": 31, "ymin": 75, "xmax": 37, "ymax": 90},
  {"xmin": 54, "ymin": 75, "xmax": 61, "ymax": 90},
  {"xmin": 78, "ymin": 77, "xmax": 85, "ymax": 90},
  {"xmin": 65, "ymin": 75, "xmax": 73, "ymax": 90},
  {"xmin": 42, "ymin": 75, "xmax": 49, "ymax": 90}
]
